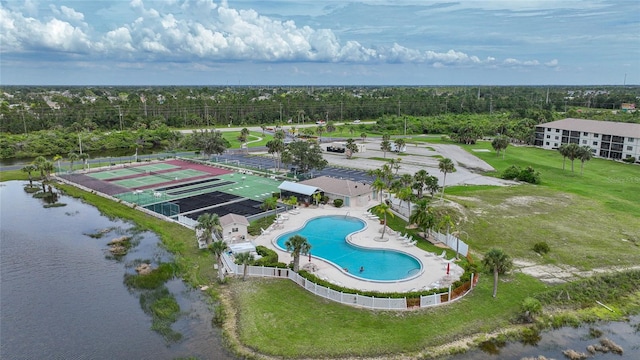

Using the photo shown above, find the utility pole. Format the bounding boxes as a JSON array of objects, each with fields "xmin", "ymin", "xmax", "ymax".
[{"xmin": 116, "ymin": 105, "xmax": 123, "ymax": 131}]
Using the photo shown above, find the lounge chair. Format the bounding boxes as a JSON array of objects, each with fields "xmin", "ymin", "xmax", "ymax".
[
  {"xmin": 260, "ymin": 227, "xmax": 270, "ymax": 235},
  {"xmin": 437, "ymin": 250, "xmax": 446, "ymax": 258}
]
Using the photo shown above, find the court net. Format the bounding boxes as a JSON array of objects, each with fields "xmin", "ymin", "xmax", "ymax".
[{"xmin": 125, "ymin": 165, "xmax": 177, "ymax": 181}]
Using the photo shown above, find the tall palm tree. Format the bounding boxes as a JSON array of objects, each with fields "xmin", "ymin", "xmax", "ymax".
[
  {"xmin": 558, "ymin": 144, "xmax": 568, "ymax": 170},
  {"xmin": 209, "ymin": 240, "xmax": 229, "ymax": 283},
  {"xmin": 196, "ymin": 213, "xmax": 222, "ymax": 245},
  {"xmin": 578, "ymin": 145, "xmax": 592, "ymax": 175},
  {"xmin": 564, "ymin": 143, "xmax": 582, "ymax": 172},
  {"xmin": 412, "ymin": 169, "xmax": 429, "ymax": 198},
  {"xmin": 33, "ymin": 156, "xmax": 47, "ymax": 179},
  {"xmin": 360, "ymin": 132, "xmax": 367, "ymax": 143},
  {"xmin": 261, "ymin": 196, "xmax": 278, "ymax": 215},
  {"xmin": 371, "ymin": 178, "xmax": 386, "ymax": 203},
  {"xmin": 284, "ymin": 235, "xmax": 311, "ymax": 272},
  {"xmin": 482, "ymin": 248, "xmax": 513, "ymax": 298},
  {"xmin": 235, "ymin": 252, "xmax": 254, "ymax": 281},
  {"xmin": 373, "ymin": 203, "xmax": 394, "ymax": 239},
  {"xmin": 438, "ymin": 158, "xmax": 456, "ymax": 202},
  {"xmin": 21, "ymin": 165, "xmax": 37, "ymax": 186},
  {"xmin": 266, "ymin": 139, "xmax": 285, "ymax": 170},
  {"xmin": 68, "ymin": 152, "xmax": 80, "ymax": 172}
]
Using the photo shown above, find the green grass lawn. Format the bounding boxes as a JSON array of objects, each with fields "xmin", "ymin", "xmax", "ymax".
[
  {"xmin": 437, "ymin": 141, "xmax": 640, "ymax": 269},
  {"xmin": 229, "ymin": 273, "xmax": 547, "ymax": 358},
  {"xmin": 222, "ymin": 131, "xmax": 272, "ymax": 149}
]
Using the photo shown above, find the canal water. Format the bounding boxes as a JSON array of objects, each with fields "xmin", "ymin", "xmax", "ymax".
[
  {"xmin": 1, "ymin": 180, "xmax": 638, "ymax": 359},
  {"xmin": 0, "ymin": 181, "xmax": 237, "ymax": 360}
]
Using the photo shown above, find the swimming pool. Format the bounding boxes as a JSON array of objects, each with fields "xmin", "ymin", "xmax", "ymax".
[{"xmin": 275, "ymin": 215, "xmax": 422, "ymax": 281}]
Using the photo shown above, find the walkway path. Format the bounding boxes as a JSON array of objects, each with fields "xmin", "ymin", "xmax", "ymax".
[{"xmin": 250, "ymin": 201, "xmax": 465, "ymax": 293}]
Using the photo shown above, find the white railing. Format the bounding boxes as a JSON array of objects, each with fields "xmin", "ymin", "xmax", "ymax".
[{"xmin": 222, "ymin": 253, "xmax": 475, "ymax": 310}]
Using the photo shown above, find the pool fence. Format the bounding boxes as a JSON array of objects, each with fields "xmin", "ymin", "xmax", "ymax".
[{"xmin": 221, "ymin": 252, "xmax": 477, "ymax": 310}]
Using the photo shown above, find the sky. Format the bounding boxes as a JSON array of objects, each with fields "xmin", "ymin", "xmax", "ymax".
[{"xmin": 1, "ymin": 0, "xmax": 638, "ymax": 86}]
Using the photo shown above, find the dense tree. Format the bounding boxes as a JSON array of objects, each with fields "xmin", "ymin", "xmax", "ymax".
[
  {"xmin": 491, "ymin": 136, "xmax": 509, "ymax": 158},
  {"xmin": 394, "ymin": 138, "xmax": 406, "ymax": 153},
  {"xmin": 266, "ymin": 138, "xmax": 285, "ymax": 170},
  {"xmin": 284, "ymin": 234, "xmax": 311, "ymax": 272},
  {"xmin": 345, "ymin": 138, "xmax": 358, "ymax": 159},
  {"xmin": 482, "ymin": 248, "xmax": 513, "ymax": 298},
  {"xmin": 409, "ymin": 198, "xmax": 436, "ymax": 238},
  {"xmin": 283, "ymin": 141, "xmax": 328, "ymax": 175},
  {"xmin": 196, "ymin": 213, "xmax": 222, "ymax": 245},
  {"xmin": 194, "ymin": 129, "xmax": 229, "ymax": 159}
]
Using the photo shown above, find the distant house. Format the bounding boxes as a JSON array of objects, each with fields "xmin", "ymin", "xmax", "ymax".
[
  {"xmin": 300, "ymin": 176, "xmax": 374, "ymax": 207},
  {"xmin": 534, "ymin": 118, "xmax": 640, "ymax": 162},
  {"xmin": 219, "ymin": 213, "xmax": 249, "ymax": 243}
]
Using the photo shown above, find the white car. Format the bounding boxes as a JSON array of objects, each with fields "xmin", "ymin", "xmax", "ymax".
[{"xmin": 352, "ymin": 119, "xmax": 361, "ymax": 124}]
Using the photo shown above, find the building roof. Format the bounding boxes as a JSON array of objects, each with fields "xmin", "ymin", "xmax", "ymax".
[
  {"xmin": 538, "ymin": 118, "xmax": 640, "ymax": 138},
  {"xmin": 300, "ymin": 176, "xmax": 373, "ymax": 197},
  {"xmin": 219, "ymin": 213, "xmax": 249, "ymax": 227},
  {"xmin": 278, "ymin": 181, "xmax": 321, "ymax": 196}
]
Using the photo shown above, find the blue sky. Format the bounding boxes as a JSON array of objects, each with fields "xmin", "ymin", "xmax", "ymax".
[{"xmin": 1, "ymin": 0, "xmax": 638, "ymax": 85}]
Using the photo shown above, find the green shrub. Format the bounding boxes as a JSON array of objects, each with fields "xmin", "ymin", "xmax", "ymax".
[
  {"xmin": 517, "ymin": 166, "xmax": 541, "ymax": 184},
  {"xmin": 333, "ymin": 198, "xmax": 344, "ymax": 207},
  {"xmin": 253, "ymin": 245, "xmax": 279, "ymax": 267},
  {"xmin": 501, "ymin": 165, "xmax": 521, "ymax": 180},
  {"xmin": 247, "ymin": 215, "xmax": 276, "ymax": 236},
  {"xmin": 520, "ymin": 297, "xmax": 542, "ymax": 323},
  {"xmin": 533, "ymin": 241, "xmax": 550, "ymax": 254},
  {"xmin": 622, "ymin": 156, "xmax": 636, "ymax": 163}
]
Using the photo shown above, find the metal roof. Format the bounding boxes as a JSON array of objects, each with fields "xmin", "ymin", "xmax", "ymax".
[
  {"xmin": 300, "ymin": 176, "xmax": 373, "ymax": 197},
  {"xmin": 278, "ymin": 181, "xmax": 321, "ymax": 196},
  {"xmin": 538, "ymin": 118, "xmax": 640, "ymax": 138}
]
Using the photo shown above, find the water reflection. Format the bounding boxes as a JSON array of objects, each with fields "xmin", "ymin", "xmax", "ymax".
[{"xmin": 0, "ymin": 181, "xmax": 237, "ymax": 360}]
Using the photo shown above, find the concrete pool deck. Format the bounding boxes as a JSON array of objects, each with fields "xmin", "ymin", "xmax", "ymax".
[{"xmin": 251, "ymin": 202, "xmax": 465, "ymax": 293}]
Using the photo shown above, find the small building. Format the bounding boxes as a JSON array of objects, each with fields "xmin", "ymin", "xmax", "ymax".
[
  {"xmin": 219, "ymin": 213, "xmax": 250, "ymax": 243},
  {"xmin": 534, "ymin": 118, "xmax": 640, "ymax": 162},
  {"xmin": 300, "ymin": 176, "xmax": 375, "ymax": 207},
  {"xmin": 278, "ymin": 181, "xmax": 323, "ymax": 205}
]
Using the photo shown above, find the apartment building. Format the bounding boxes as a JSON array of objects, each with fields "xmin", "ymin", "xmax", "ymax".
[{"xmin": 534, "ymin": 118, "xmax": 640, "ymax": 161}]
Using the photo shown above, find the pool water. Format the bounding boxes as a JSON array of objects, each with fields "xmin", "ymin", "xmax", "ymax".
[{"xmin": 276, "ymin": 215, "xmax": 421, "ymax": 281}]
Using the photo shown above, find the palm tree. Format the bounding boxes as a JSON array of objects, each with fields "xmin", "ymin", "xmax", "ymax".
[
  {"xmin": 371, "ymin": 177, "xmax": 386, "ymax": 203},
  {"xmin": 21, "ymin": 165, "xmax": 37, "ymax": 186},
  {"xmin": 394, "ymin": 138, "xmax": 406, "ymax": 153},
  {"xmin": 412, "ymin": 169, "xmax": 429, "ymax": 198},
  {"xmin": 234, "ymin": 252, "xmax": 255, "ymax": 281},
  {"xmin": 284, "ymin": 234, "xmax": 311, "ymax": 272},
  {"xmin": 409, "ymin": 198, "xmax": 436, "ymax": 239},
  {"xmin": 196, "ymin": 213, "xmax": 222, "ymax": 245},
  {"xmin": 360, "ymin": 132, "xmax": 367, "ymax": 143},
  {"xmin": 33, "ymin": 156, "xmax": 47, "ymax": 179},
  {"xmin": 564, "ymin": 143, "xmax": 582, "ymax": 172},
  {"xmin": 261, "ymin": 196, "xmax": 278, "ymax": 215},
  {"xmin": 345, "ymin": 138, "xmax": 358, "ymax": 159},
  {"xmin": 209, "ymin": 240, "xmax": 229, "ymax": 282},
  {"xmin": 53, "ymin": 154, "xmax": 63, "ymax": 173},
  {"xmin": 438, "ymin": 158, "xmax": 456, "ymax": 202},
  {"xmin": 578, "ymin": 145, "xmax": 592, "ymax": 175},
  {"xmin": 266, "ymin": 138, "xmax": 285, "ymax": 170},
  {"xmin": 380, "ymin": 140, "xmax": 391, "ymax": 158},
  {"xmin": 482, "ymin": 248, "xmax": 513, "ymax": 298},
  {"xmin": 68, "ymin": 152, "xmax": 79, "ymax": 172},
  {"xmin": 491, "ymin": 136, "xmax": 509, "ymax": 159},
  {"xmin": 79, "ymin": 153, "xmax": 89, "ymax": 170},
  {"xmin": 558, "ymin": 144, "xmax": 568, "ymax": 170},
  {"xmin": 373, "ymin": 203, "xmax": 394, "ymax": 239}
]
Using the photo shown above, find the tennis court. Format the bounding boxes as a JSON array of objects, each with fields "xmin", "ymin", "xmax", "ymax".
[{"xmin": 61, "ymin": 158, "xmax": 282, "ymax": 222}]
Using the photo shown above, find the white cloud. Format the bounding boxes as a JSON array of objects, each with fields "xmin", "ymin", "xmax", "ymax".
[{"xmin": 0, "ymin": 0, "xmax": 556, "ymax": 70}]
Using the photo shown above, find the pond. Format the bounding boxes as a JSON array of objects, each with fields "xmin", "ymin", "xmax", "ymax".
[{"xmin": 0, "ymin": 181, "xmax": 237, "ymax": 359}]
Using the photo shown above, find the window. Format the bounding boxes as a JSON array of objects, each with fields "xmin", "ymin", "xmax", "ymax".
[
  {"xmin": 554, "ymin": 143, "xmax": 558, "ymax": 147},
  {"xmin": 556, "ymin": 129, "xmax": 560, "ymax": 133},
  {"xmin": 594, "ymin": 134, "xmax": 599, "ymax": 138},
  {"xmin": 547, "ymin": 128, "xmax": 551, "ymax": 131},
  {"xmin": 232, "ymin": 227, "xmax": 238, "ymax": 232},
  {"xmin": 582, "ymin": 140, "xmax": 587, "ymax": 144},
  {"xmin": 629, "ymin": 138, "xmax": 635, "ymax": 143},
  {"xmin": 583, "ymin": 132, "xmax": 589, "ymax": 136},
  {"xmin": 545, "ymin": 142, "xmax": 550, "ymax": 146},
  {"xmin": 546, "ymin": 135, "xmax": 550, "ymax": 139},
  {"xmin": 593, "ymin": 141, "xmax": 598, "ymax": 145},
  {"xmin": 555, "ymin": 136, "xmax": 559, "ymax": 140},
  {"xmin": 628, "ymin": 146, "xmax": 633, "ymax": 151}
]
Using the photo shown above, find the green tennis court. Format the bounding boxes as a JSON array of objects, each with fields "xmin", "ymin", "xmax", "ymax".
[
  {"xmin": 112, "ymin": 169, "xmax": 209, "ymax": 188},
  {"xmin": 213, "ymin": 173, "xmax": 281, "ymax": 200},
  {"xmin": 88, "ymin": 163, "xmax": 179, "ymax": 180}
]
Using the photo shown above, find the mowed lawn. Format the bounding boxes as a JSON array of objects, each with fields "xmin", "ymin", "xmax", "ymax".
[
  {"xmin": 444, "ymin": 142, "xmax": 640, "ymax": 270},
  {"xmin": 229, "ymin": 274, "xmax": 547, "ymax": 358}
]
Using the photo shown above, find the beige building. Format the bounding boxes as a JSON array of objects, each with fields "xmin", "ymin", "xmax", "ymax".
[
  {"xmin": 219, "ymin": 213, "xmax": 250, "ymax": 243},
  {"xmin": 300, "ymin": 176, "xmax": 374, "ymax": 207},
  {"xmin": 534, "ymin": 118, "xmax": 640, "ymax": 162}
]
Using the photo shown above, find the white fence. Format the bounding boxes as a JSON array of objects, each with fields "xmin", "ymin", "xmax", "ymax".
[
  {"xmin": 432, "ymin": 231, "xmax": 469, "ymax": 257},
  {"xmin": 221, "ymin": 253, "xmax": 474, "ymax": 310},
  {"xmin": 177, "ymin": 214, "xmax": 198, "ymax": 229}
]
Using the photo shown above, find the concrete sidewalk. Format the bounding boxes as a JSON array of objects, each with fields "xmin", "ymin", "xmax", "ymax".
[{"xmin": 251, "ymin": 202, "xmax": 464, "ymax": 293}]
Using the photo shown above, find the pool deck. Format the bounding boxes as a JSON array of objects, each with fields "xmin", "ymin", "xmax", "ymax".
[{"xmin": 251, "ymin": 202, "xmax": 465, "ymax": 293}]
